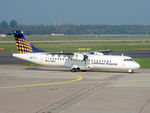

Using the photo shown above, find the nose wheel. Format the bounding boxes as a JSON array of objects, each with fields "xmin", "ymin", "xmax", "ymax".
[{"xmin": 128, "ymin": 70, "xmax": 133, "ymax": 73}]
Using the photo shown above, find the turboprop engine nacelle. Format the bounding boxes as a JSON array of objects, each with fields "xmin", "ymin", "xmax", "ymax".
[
  {"xmin": 94, "ymin": 52, "xmax": 104, "ymax": 55},
  {"xmin": 72, "ymin": 53, "xmax": 84, "ymax": 61}
]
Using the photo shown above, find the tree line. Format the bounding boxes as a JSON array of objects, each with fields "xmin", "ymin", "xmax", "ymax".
[
  {"xmin": 0, "ymin": 20, "xmax": 18, "ymax": 34},
  {"xmin": 1, "ymin": 20, "xmax": 150, "ymax": 35}
]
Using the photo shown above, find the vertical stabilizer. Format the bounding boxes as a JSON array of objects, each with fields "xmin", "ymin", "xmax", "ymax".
[{"xmin": 13, "ymin": 30, "xmax": 45, "ymax": 53}]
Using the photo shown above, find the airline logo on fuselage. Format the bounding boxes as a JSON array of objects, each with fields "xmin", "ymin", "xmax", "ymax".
[{"xmin": 92, "ymin": 62, "xmax": 118, "ymax": 66}]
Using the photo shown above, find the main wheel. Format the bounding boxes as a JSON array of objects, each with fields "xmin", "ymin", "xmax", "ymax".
[{"xmin": 71, "ymin": 68, "xmax": 77, "ymax": 72}]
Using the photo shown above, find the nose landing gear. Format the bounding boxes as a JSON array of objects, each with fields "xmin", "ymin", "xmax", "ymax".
[{"xmin": 128, "ymin": 69, "xmax": 133, "ymax": 73}]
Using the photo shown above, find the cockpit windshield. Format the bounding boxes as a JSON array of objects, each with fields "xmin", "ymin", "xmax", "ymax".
[{"xmin": 124, "ymin": 59, "xmax": 133, "ymax": 61}]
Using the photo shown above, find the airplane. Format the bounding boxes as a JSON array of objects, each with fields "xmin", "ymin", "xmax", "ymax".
[{"xmin": 13, "ymin": 30, "xmax": 140, "ymax": 73}]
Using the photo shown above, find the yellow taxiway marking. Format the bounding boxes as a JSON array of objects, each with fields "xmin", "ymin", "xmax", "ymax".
[
  {"xmin": 70, "ymin": 79, "xmax": 150, "ymax": 85},
  {"xmin": 0, "ymin": 74, "xmax": 83, "ymax": 89}
]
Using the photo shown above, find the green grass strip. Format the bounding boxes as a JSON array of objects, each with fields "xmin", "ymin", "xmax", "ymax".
[{"xmin": 134, "ymin": 58, "xmax": 150, "ymax": 68}]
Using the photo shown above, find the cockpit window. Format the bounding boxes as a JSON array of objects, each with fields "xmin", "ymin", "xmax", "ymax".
[{"xmin": 124, "ymin": 59, "xmax": 133, "ymax": 61}]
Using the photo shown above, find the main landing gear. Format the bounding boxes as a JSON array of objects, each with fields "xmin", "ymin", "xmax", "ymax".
[
  {"xmin": 71, "ymin": 68, "xmax": 87, "ymax": 72},
  {"xmin": 71, "ymin": 67, "xmax": 80, "ymax": 72},
  {"xmin": 71, "ymin": 68, "xmax": 77, "ymax": 72}
]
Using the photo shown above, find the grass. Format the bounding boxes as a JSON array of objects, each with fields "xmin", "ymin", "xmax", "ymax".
[
  {"xmin": 25, "ymin": 63, "xmax": 41, "ymax": 66},
  {"xmin": 0, "ymin": 35, "xmax": 150, "ymax": 53},
  {"xmin": 25, "ymin": 35, "xmax": 150, "ymax": 41},
  {"xmin": 38, "ymin": 41, "xmax": 150, "ymax": 52},
  {"xmin": 0, "ymin": 35, "xmax": 150, "ymax": 41},
  {"xmin": 0, "ymin": 43, "xmax": 16, "ymax": 52},
  {"xmin": 134, "ymin": 58, "xmax": 150, "ymax": 68},
  {"xmin": 0, "ymin": 41, "xmax": 150, "ymax": 53}
]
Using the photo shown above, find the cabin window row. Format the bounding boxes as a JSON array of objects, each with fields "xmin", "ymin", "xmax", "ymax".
[
  {"xmin": 46, "ymin": 58, "xmax": 112, "ymax": 63},
  {"xmin": 48, "ymin": 57, "xmax": 71, "ymax": 60},
  {"xmin": 90, "ymin": 60, "xmax": 111, "ymax": 63}
]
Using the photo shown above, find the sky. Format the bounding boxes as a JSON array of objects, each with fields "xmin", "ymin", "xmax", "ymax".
[{"xmin": 0, "ymin": 0, "xmax": 150, "ymax": 25}]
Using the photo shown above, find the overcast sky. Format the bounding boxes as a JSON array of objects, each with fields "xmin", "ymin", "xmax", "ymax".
[{"xmin": 0, "ymin": 0, "xmax": 150, "ymax": 25}]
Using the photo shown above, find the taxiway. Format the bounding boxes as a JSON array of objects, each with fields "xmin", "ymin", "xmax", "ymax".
[{"xmin": 0, "ymin": 65, "xmax": 150, "ymax": 113}]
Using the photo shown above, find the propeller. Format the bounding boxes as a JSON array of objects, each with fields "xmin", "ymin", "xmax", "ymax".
[{"xmin": 83, "ymin": 55, "xmax": 88, "ymax": 61}]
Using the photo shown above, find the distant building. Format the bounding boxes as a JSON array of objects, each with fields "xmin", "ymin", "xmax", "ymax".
[
  {"xmin": 51, "ymin": 33, "xmax": 64, "ymax": 36},
  {"xmin": 0, "ymin": 34, "xmax": 6, "ymax": 38}
]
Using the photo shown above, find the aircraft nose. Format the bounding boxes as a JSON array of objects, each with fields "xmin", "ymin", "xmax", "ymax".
[{"xmin": 134, "ymin": 63, "xmax": 140, "ymax": 69}]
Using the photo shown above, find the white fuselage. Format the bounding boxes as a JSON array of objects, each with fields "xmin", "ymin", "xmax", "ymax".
[{"xmin": 13, "ymin": 53, "xmax": 140, "ymax": 72}]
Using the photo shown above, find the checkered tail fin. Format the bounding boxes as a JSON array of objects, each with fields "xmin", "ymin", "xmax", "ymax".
[{"xmin": 13, "ymin": 30, "xmax": 45, "ymax": 53}]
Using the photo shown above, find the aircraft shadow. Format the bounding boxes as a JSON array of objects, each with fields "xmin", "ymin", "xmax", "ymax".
[
  {"xmin": 25, "ymin": 67, "xmax": 139, "ymax": 74},
  {"xmin": 25, "ymin": 67, "xmax": 70, "ymax": 72},
  {"xmin": 89, "ymin": 69, "xmax": 139, "ymax": 74}
]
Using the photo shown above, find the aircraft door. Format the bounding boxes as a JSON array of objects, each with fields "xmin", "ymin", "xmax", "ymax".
[{"xmin": 39, "ymin": 54, "xmax": 46, "ymax": 64}]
